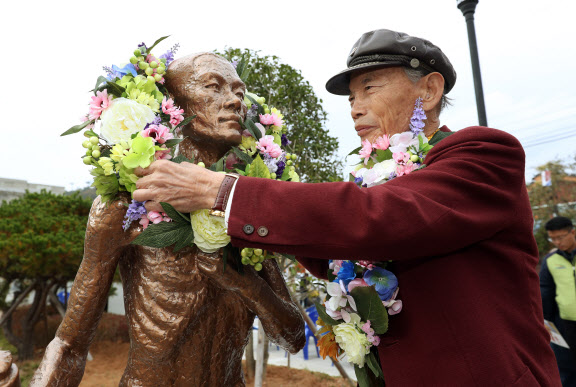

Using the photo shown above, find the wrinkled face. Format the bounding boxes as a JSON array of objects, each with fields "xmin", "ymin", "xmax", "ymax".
[
  {"xmin": 179, "ymin": 55, "xmax": 247, "ymax": 145},
  {"xmin": 548, "ymin": 228, "xmax": 576, "ymax": 252},
  {"xmin": 349, "ymin": 67, "xmax": 422, "ymax": 142}
]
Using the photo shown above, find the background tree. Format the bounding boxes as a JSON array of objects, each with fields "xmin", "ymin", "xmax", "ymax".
[
  {"xmin": 217, "ymin": 48, "xmax": 343, "ymax": 183},
  {"xmin": 528, "ymin": 160, "xmax": 576, "ymax": 258},
  {"xmin": 0, "ymin": 190, "xmax": 91, "ymax": 360}
]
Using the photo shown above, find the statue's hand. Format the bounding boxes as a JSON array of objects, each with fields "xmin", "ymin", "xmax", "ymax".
[{"xmin": 195, "ymin": 251, "xmax": 262, "ymax": 297}]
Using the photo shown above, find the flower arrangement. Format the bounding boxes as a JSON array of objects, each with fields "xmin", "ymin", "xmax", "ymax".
[
  {"xmin": 316, "ymin": 98, "xmax": 434, "ymax": 386},
  {"xmin": 316, "ymin": 260, "xmax": 401, "ymax": 385},
  {"xmin": 351, "ymin": 98, "xmax": 433, "ymax": 188},
  {"xmin": 62, "ymin": 38, "xmax": 299, "ymax": 264}
]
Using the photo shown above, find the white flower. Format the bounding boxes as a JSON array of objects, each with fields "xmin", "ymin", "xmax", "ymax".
[
  {"xmin": 99, "ymin": 97, "xmax": 155, "ymax": 144},
  {"xmin": 333, "ymin": 322, "xmax": 371, "ymax": 367},
  {"xmin": 363, "ymin": 159, "xmax": 397, "ymax": 187},
  {"xmin": 191, "ymin": 209, "xmax": 231, "ymax": 253},
  {"xmin": 389, "ymin": 131, "xmax": 419, "ymax": 154}
]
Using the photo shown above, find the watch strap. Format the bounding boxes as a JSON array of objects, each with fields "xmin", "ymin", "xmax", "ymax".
[{"xmin": 210, "ymin": 173, "xmax": 239, "ymax": 217}]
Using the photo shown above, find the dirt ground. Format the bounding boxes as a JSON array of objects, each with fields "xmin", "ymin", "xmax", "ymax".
[{"xmin": 74, "ymin": 341, "xmax": 349, "ymax": 387}]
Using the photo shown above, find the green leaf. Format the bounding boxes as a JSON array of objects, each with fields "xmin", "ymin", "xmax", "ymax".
[
  {"xmin": 375, "ymin": 148, "xmax": 392, "ymax": 163},
  {"xmin": 348, "ymin": 173, "xmax": 356, "ymax": 182},
  {"xmin": 92, "ymin": 76, "xmax": 108, "ymax": 93},
  {"xmin": 366, "ymin": 351, "xmax": 383, "ymax": 379},
  {"xmin": 171, "ymin": 154, "xmax": 194, "ymax": 164},
  {"xmin": 350, "ymin": 286, "xmax": 389, "ymax": 335},
  {"xmin": 247, "ymin": 154, "xmax": 270, "ymax": 178},
  {"xmin": 61, "ymin": 119, "xmax": 95, "ymax": 136},
  {"xmin": 163, "ymin": 138, "xmax": 184, "ymax": 147},
  {"xmin": 175, "ymin": 114, "xmax": 196, "ymax": 130},
  {"xmin": 232, "ymin": 146, "xmax": 254, "ymax": 165},
  {"xmin": 147, "ymin": 35, "xmax": 170, "ymax": 54},
  {"xmin": 245, "ymin": 93, "xmax": 258, "ymax": 107},
  {"xmin": 132, "ymin": 219, "xmax": 192, "ymax": 250},
  {"xmin": 159, "ymin": 202, "xmax": 191, "ymax": 224},
  {"xmin": 106, "ymin": 81, "xmax": 126, "ymax": 98},
  {"xmin": 209, "ymin": 155, "xmax": 225, "ymax": 172},
  {"xmin": 245, "ymin": 118, "xmax": 263, "ymax": 140},
  {"xmin": 354, "ymin": 365, "xmax": 371, "ymax": 387},
  {"xmin": 347, "ymin": 146, "xmax": 362, "ymax": 156},
  {"xmin": 314, "ymin": 301, "xmax": 340, "ymax": 326}
]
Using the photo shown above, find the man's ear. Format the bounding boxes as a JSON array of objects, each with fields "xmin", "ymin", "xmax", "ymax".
[{"xmin": 421, "ymin": 72, "xmax": 444, "ymax": 112}]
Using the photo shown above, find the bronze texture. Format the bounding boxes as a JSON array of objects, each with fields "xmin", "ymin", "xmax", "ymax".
[{"xmin": 30, "ymin": 53, "xmax": 305, "ymax": 387}]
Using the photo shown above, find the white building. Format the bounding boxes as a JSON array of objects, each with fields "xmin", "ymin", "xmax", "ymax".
[{"xmin": 0, "ymin": 177, "xmax": 65, "ymax": 203}]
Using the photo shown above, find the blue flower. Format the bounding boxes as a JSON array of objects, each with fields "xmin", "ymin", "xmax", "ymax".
[
  {"xmin": 333, "ymin": 260, "xmax": 356, "ymax": 290},
  {"xmin": 363, "ymin": 267, "xmax": 398, "ymax": 301},
  {"xmin": 106, "ymin": 64, "xmax": 137, "ymax": 80}
]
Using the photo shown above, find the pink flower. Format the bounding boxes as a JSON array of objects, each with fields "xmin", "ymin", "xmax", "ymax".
[
  {"xmin": 396, "ymin": 161, "xmax": 417, "ymax": 177},
  {"xmin": 88, "ymin": 90, "xmax": 113, "ymax": 120},
  {"xmin": 256, "ymin": 135, "xmax": 282, "ymax": 158},
  {"xmin": 361, "ymin": 321, "xmax": 375, "ymax": 336},
  {"xmin": 329, "ymin": 260, "xmax": 344, "ymax": 276},
  {"xmin": 139, "ymin": 214, "xmax": 150, "ymax": 229},
  {"xmin": 155, "ymin": 148, "xmax": 172, "ymax": 160},
  {"xmin": 259, "ymin": 113, "xmax": 283, "ymax": 127},
  {"xmin": 162, "ymin": 97, "xmax": 185, "ymax": 127},
  {"xmin": 359, "ymin": 139, "xmax": 373, "ymax": 165},
  {"xmin": 392, "ymin": 152, "xmax": 409, "ymax": 164},
  {"xmin": 383, "ymin": 287, "xmax": 403, "ymax": 315},
  {"xmin": 373, "ymin": 135, "xmax": 390, "ymax": 150},
  {"xmin": 141, "ymin": 124, "xmax": 174, "ymax": 144},
  {"xmin": 80, "ymin": 115, "xmax": 94, "ymax": 129},
  {"xmin": 357, "ymin": 260, "xmax": 375, "ymax": 270},
  {"xmin": 226, "ymin": 153, "xmax": 241, "ymax": 170},
  {"xmin": 146, "ymin": 211, "xmax": 172, "ymax": 225},
  {"xmin": 347, "ymin": 278, "xmax": 369, "ymax": 292},
  {"xmin": 371, "ymin": 336, "xmax": 381, "ymax": 346}
]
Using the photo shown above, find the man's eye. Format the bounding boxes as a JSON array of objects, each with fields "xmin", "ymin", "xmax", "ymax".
[{"xmin": 365, "ymin": 85, "xmax": 373, "ymax": 91}]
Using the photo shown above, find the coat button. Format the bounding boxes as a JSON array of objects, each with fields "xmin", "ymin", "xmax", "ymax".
[
  {"xmin": 243, "ymin": 224, "xmax": 255, "ymax": 235},
  {"xmin": 257, "ymin": 226, "xmax": 269, "ymax": 237}
]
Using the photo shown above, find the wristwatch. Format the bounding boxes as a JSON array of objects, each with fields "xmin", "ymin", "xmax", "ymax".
[{"xmin": 210, "ymin": 173, "xmax": 240, "ymax": 217}]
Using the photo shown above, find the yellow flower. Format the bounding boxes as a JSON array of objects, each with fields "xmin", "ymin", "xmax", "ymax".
[
  {"xmin": 191, "ymin": 209, "xmax": 230, "ymax": 253},
  {"xmin": 239, "ymin": 136, "xmax": 257, "ymax": 156},
  {"xmin": 316, "ymin": 318, "xmax": 340, "ymax": 361},
  {"xmin": 110, "ymin": 141, "xmax": 131, "ymax": 167},
  {"xmin": 98, "ymin": 157, "xmax": 115, "ymax": 175}
]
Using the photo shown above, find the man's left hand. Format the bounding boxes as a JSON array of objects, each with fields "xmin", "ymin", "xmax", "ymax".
[{"xmin": 133, "ymin": 160, "xmax": 225, "ymax": 213}]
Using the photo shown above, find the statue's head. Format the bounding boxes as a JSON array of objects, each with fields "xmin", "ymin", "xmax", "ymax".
[{"xmin": 165, "ymin": 53, "xmax": 247, "ymax": 147}]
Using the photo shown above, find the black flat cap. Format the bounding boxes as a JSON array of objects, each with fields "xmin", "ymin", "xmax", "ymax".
[{"xmin": 326, "ymin": 29, "xmax": 457, "ymax": 95}]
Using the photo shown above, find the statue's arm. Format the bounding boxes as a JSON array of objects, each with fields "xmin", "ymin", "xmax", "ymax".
[
  {"xmin": 196, "ymin": 254, "xmax": 305, "ymax": 354},
  {"xmin": 30, "ymin": 196, "xmax": 130, "ymax": 387}
]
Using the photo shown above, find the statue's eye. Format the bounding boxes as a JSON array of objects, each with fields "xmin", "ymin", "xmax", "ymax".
[{"xmin": 205, "ymin": 83, "xmax": 219, "ymax": 90}]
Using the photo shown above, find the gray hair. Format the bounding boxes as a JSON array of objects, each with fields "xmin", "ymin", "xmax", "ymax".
[{"xmin": 403, "ymin": 67, "xmax": 452, "ymax": 115}]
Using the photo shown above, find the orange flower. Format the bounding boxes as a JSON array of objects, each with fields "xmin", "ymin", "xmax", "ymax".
[{"xmin": 316, "ymin": 318, "xmax": 341, "ymax": 361}]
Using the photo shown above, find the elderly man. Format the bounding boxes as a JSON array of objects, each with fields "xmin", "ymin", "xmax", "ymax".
[
  {"xmin": 134, "ymin": 30, "xmax": 560, "ymax": 385},
  {"xmin": 30, "ymin": 53, "xmax": 305, "ymax": 387}
]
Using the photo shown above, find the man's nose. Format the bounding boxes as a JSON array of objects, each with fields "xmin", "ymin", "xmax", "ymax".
[{"xmin": 351, "ymin": 98, "xmax": 366, "ymax": 120}]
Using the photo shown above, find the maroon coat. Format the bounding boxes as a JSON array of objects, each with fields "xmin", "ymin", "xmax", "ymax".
[{"xmin": 228, "ymin": 126, "xmax": 561, "ymax": 386}]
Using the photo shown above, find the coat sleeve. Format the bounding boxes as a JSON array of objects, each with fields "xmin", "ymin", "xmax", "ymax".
[
  {"xmin": 228, "ymin": 127, "xmax": 527, "ymax": 261},
  {"xmin": 539, "ymin": 254, "xmax": 558, "ymax": 322}
]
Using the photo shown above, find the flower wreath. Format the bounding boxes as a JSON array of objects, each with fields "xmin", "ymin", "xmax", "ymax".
[
  {"xmin": 62, "ymin": 37, "xmax": 299, "ymax": 270},
  {"xmin": 315, "ymin": 100, "xmax": 435, "ymax": 386}
]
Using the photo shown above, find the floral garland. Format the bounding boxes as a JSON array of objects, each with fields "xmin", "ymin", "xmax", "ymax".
[
  {"xmin": 316, "ymin": 99, "xmax": 433, "ymax": 386},
  {"xmin": 63, "ymin": 38, "xmax": 299, "ymax": 265}
]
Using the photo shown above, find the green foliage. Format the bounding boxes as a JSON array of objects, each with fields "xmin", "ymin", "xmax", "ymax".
[
  {"xmin": 350, "ymin": 286, "xmax": 389, "ymax": 335},
  {"xmin": 0, "ymin": 190, "xmax": 92, "ymax": 282},
  {"xmin": 528, "ymin": 160, "xmax": 576, "ymax": 257},
  {"xmin": 216, "ymin": 48, "xmax": 343, "ymax": 183}
]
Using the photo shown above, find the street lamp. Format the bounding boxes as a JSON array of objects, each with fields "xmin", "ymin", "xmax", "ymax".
[{"xmin": 457, "ymin": 0, "xmax": 488, "ymax": 127}]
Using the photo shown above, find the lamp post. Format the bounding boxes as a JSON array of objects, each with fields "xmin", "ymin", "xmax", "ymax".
[{"xmin": 457, "ymin": 0, "xmax": 488, "ymax": 126}]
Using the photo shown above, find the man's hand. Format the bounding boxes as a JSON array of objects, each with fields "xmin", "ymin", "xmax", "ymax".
[{"xmin": 133, "ymin": 160, "xmax": 225, "ymax": 213}]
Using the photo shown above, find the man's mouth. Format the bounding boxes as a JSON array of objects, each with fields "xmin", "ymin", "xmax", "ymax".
[{"xmin": 355, "ymin": 125, "xmax": 375, "ymax": 137}]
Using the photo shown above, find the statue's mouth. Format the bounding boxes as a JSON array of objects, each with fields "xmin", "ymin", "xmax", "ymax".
[{"xmin": 218, "ymin": 115, "xmax": 240, "ymax": 123}]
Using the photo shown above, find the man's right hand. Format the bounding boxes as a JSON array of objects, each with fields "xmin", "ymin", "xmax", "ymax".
[{"xmin": 134, "ymin": 160, "xmax": 225, "ymax": 213}]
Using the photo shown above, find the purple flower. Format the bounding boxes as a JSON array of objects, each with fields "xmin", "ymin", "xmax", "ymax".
[
  {"xmin": 281, "ymin": 134, "xmax": 291, "ymax": 147},
  {"xmin": 276, "ymin": 160, "xmax": 286, "ymax": 178},
  {"xmin": 333, "ymin": 260, "xmax": 356, "ymax": 290},
  {"xmin": 409, "ymin": 97, "xmax": 427, "ymax": 135},
  {"xmin": 263, "ymin": 154, "xmax": 279, "ymax": 174},
  {"xmin": 354, "ymin": 176, "xmax": 363, "ymax": 185},
  {"xmin": 123, "ymin": 200, "xmax": 147, "ymax": 231},
  {"xmin": 231, "ymin": 60, "xmax": 239, "ymax": 68},
  {"xmin": 363, "ymin": 267, "xmax": 398, "ymax": 301},
  {"xmin": 159, "ymin": 43, "xmax": 179, "ymax": 67},
  {"xmin": 247, "ymin": 104, "xmax": 259, "ymax": 120}
]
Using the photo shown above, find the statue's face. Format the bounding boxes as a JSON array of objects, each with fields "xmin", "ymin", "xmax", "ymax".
[{"xmin": 180, "ymin": 55, "xmax": 247, "ymax": 146}]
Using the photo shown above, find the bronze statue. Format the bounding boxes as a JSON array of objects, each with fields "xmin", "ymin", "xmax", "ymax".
[{"xmin": 30, "ymin": 53, "xmax": 305, "ymax": 387}]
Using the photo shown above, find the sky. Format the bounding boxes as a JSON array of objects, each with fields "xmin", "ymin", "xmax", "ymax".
[{"xmin": 1, "ymin": 0, "xmax": 574, "ymax": 190}]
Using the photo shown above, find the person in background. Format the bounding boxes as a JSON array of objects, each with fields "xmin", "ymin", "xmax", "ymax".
[{"xmin": 541, "ymin": 216, "xmax": 576, "ymax": 385}]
